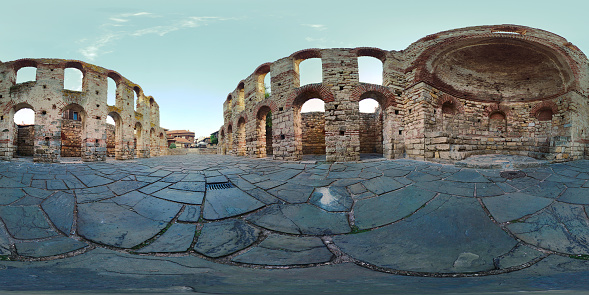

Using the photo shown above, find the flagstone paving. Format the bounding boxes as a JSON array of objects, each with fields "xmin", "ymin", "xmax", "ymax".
[{"xmin": 2, "ymin": 154, "xmax": 589, "ymax": 293}]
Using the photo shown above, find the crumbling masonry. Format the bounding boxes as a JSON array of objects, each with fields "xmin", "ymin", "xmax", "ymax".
[
  {"xmin": 0, "ymin": 59, "xmax": 166, "ymax": 162},
  {"xmin": 219, "ymin": 25, "xmax": 589, "ymax": 162}
]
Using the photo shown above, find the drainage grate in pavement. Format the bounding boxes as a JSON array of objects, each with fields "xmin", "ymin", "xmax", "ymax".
[
  {"xmin": 206, "ymin": 182, "xmax": 234, "ymax": 190},
  {"xmin": 500, "ymin": 170, "xmax": 526, "ymax": 179}
]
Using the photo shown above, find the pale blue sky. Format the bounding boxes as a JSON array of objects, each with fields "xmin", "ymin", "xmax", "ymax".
[{"xmin": 3, "ymin": 0, "xmax": 588, "ymax": 137}]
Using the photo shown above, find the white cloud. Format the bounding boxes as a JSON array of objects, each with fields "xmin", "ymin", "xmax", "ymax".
[
  {"xmin": 78, "ymin": 13, "xmax": 232, "ymax": 60},
  {"xmin": 302, "ymin": 24, "xmax": 327, "ymax": 31},
  {"xmin": 109, "ymin": 18, "xmax": 128, "ymax": 23}
]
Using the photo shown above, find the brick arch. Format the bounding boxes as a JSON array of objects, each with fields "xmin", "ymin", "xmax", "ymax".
[
  {"xmin": 133, "ymin": 85, "xmax": 143, "ymax": 97},
  {"xmin": 408, "ymin": 33, "xmax": 580, "ymax": 102},
  {"xmin": 290, "ymin": 48, "xmax": 322, "ymax": 61},
  {"xmin": 254, "ymin": 63, "xmax": 271, "ymax": 75},
  {"xmin": 350, "ymin": 84, "xmax": 397, "ymax": 109},
  {"xmin": 235, "ymin": 115, "xmax": 248, "ymax": 126},
  {"xmin": 286, "ymin": 84, "xmax": 335, "ymax": 109},
  {"xmin": 255, "ymin": 102, "xmax": 277, "ymax": 119},
  {"xmin": 530, "ymin": 100, "xmax": 558, "ymax": 117},
  {"xmin": 438, "ymin": 93, "xmax": 465, "ymax": 114},
  {"xmin": 483, "ymin": 103, "xmax": 510, "ymax": 118},
  {"xmin": 12, "ymin": 59, "xmax": 38, "ymax": 72},
  {"xmin": 352, "ymin": 47, "xmax": 387, "ymax": 62}
]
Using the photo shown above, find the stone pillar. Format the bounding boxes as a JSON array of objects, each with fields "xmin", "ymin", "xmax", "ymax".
[{"xmin": 322, "ymin": 49, "xmax": 360, "ymax": 162}]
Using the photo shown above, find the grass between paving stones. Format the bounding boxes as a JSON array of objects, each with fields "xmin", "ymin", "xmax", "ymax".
[
  {"xmin": 0, "ymin": 255, "xmax": 10, "ymax": 261},
  {"xmin": 570, "ymin": 254, "xmax": 589, "ymax": 260},
  {"xmin": 350, "ymin": 225, "xmax": 371, "ymax": 234}
]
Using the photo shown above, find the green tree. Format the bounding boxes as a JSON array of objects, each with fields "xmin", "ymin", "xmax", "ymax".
[
  {"xmin": 264, "ymin": 83, "xmax": 271, "ymax": 99},
  {"xmin": 169, "ymin": 143, "xmax": 176, "ymax": 149},
  {"xmin": 210, "ymin": 133, "xmax": 218, "ymax": 144}
]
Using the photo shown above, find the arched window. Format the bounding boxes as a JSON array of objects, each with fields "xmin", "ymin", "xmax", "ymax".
[
  {"xmin": 358, "ymin": 56, "xmax": 383, "ymax": 85},
  {"xmin": 64, "ymin": 65, "xmax": 83, "ymax": 91},
  {"xmin": 15, "ymin": 67, "xmax": 36, "ymax": 84},
  {"xmin": 536, "ymin": 109, "xmax": 553, "ymax": 121},
  {"xmin": 13, "ymin": 106, "xmax": 35, "ymax": 157},
  {"xmin": 297, "ymin": 58, "xmax": 322, "ymax": 86},
  {"xmin": 442, "ymin": 102, "xmax": 456, "ymax": 115},
  {"xmin": 299, "ymin": 98, "xmax": 325, "ymax": 156}
]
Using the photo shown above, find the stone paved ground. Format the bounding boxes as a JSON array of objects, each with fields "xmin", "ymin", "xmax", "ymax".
[{"xmin": 1, "ymin": 154, "xmax": 589, "ymax": 294}]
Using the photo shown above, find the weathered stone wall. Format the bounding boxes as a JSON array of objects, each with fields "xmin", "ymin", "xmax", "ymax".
[
  {"xmin": 0, "ymin": 58, "xmax": 166, "ymax": 162},
  {"xmin": 15, "ymin": 124, "xmax": 34, "ymax": 156},
  {"xmin": 220, "ymin": 25, "xmax": 589, "ymax": 163},
  {"xmin": 301, "ymin": 112, "xmax": 325, "ymax": 154},
  {"xmin": 106, "ymin": 123, "xmax": 115, "ymax": 157},
  {"xmin": 359, "ymin": 111, "xmax": 382, "ymax": 154},
  {"xmin": 60, "ymin": 119, "xmax": 82, "ymax": 157}
]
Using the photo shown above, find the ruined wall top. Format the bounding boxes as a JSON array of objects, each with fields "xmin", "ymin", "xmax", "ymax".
[{"xmin": 222, "ymin": 24, "xmax": 589, "ymax": 115}]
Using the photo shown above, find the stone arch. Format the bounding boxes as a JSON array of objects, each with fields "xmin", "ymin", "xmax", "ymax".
[
  {"xmin": 13, "ymin": 59, "xmax": 38, "ymax": 85},
  {"xmin": 288, "ymin": 85, "xmax": 334, "ymax": 158},
  {"xmin": 149, "ymin": 127, "xmax": 157, "ymax": 157},
  {"xmin": 291, "ymin": 48, "xmax": 322, "ymax": 87},
  {"xmin": 219, "ymin": 128, "xmax": 226, "ymax": 154},
  {"xmin": 63, "ymin": 61, "xmax": 85, "ymax": 91},
  {"xmin": 134, "ymin": 122, "xmax": 143, "ymax": 157},
  {"xmin": 355, "ymin": 48, "xmax": 386, "ymax": 85},
  {"xmin": 236, "ymin": 117, "xmax": 247, "ymax": 156},
  {"xmin": 236, "ymin": 81, "xmax": 245, "ymax": 108},
  {"xmin": 12, "ymin": 103, "xmax": 36, "ymax": 157},
  {"xmin": 488, "ymin": 110, "xmax": 507, "ymax": 133},
  {"xmin": 106, "ymin": 111, "xmax": 123, "ymax": 158},
  {"xmin": 254, "ymin": 63, "xmax": 271, "ymax": 101},
  {"xmin": 256, "ymin": 105, "xmax": 273, "ymax": 158},
  {"xmin": 531, "ymin": 100, "xmax": 558, "ymax": 121},
  {"xmin": 133, "ymin": 85, "xmax": 142, "ymax": 110},
  {"xmin": 351, "ymin": 86, "xmax": 394, "ymax": 156},
  {"xmin": 60, "ymin": 103, "xmax": 86, "ymax": 158},
  {"xmin": 410, "ymin": 33, "xmax": 578, "ymax": 102},
  {"xmin": 350, "ymin": 84, "xmax": 397, "ymax": 110},
  {"xmin": 353, "ymin": 47, "xmax": 387, "ymax": 62},
  {"xmin": 286, "ymin": 84, "xmax": 335, "ymax": 109},
  {"xmin": 438, "ymin": 94, "xmax": 464, "ymax": 114},
  {"xmin": 226, "ymin": 124, "xmax": 233, "ymax": 154},
  {"xmin": 159, "ymin": 132, "xmax": 166, "ymax": 155}
]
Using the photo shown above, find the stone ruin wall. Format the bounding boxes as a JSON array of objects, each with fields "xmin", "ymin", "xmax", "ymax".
[
  {"xmin": 15, "ymin": 124, "xmax": 34, "ymax": 156},
  {"xmin": 0, "ymin": 58, "xmax": 167, "ymax": 162},
  {"xmin": 301, "ymin": 112, "xmax": 326, "ymax": 155},
  {"xmin": 106, "ymin": 123, "xmax": 115, "ymax": 157},
  {"xmin": 218, "ymin": 25, "xmax": 589, "ymax": 162},
  {"xmin": 60, "ymin": 119, "xmax": 83, "ymax": 157},
  {"xmin": 359, "ymin": 110, "xmax": 383, "ymax": 154}
]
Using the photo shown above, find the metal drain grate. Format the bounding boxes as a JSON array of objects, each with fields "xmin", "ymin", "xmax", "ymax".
[
  {"xmin": 500, "ymin": 170, "xmax": 526, "ymax": 179},
  {"xmin": 206, "ymin": 182, "xmax": 234, "ymax": 190}
]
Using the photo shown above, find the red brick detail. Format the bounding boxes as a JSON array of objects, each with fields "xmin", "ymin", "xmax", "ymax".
[
  {"xmin": 254, "ymin": 63, "xmax": 271, "ymax": 75},
  {"xmin": 350, "ymin": 83, "xmax": 397, "ymax": 109},
  {"xmin": 255, "ymin": 102, "xmax": 278, "ymax": 119},
  {"xmin": 352, "ymin": 47, "xmax": 386, "ymax": 62},
  {"xmin": 530, "ymin": 100, "xmax": 559, "ymax": 117},
  {"xmin": 483, "ymin": 104, "xmax": 510, "ymax": 117},
  {"xmin": 236, "ymin": 80, "xmax": 245, "ymax": 90},
  {"xmin": 406, "ymin": 33, "xmax": 581, "ymax": 102},
  {"xmin": 438, "ymin": 93, "xmax": 464, "ymax": 114},
  {"xmin": 290, "ymin": 48, "xmax": 322, "ymax": 60},
  {"xmin": 234, "ymin": 115, "xmax": 247, "ymax": 127},
  {"xmin": 285, "ymin": 84, "xmax": 335, "ymax": 108}
]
